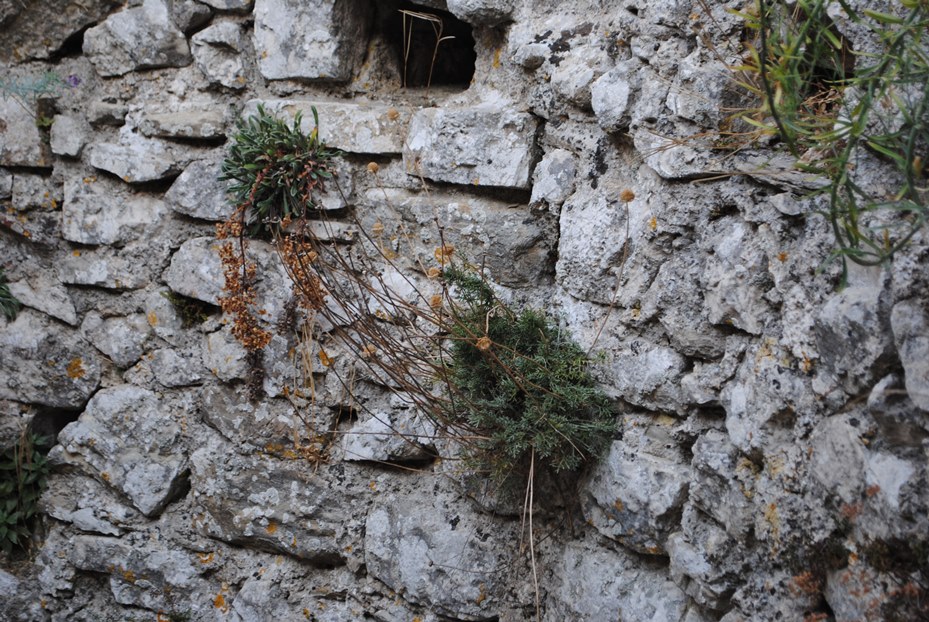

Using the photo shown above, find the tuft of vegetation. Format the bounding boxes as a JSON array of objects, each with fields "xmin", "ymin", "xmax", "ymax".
[
  {"xmin": 442, "ymin": 266, "xmax": 614, "ymax": 482},
  {"xmin": 219, "ymin": 104, "xmax": 340, "ymax": 237},
  {"xmin": 0, "ymin": 433, "xmax": 51, "ymax": 555},
  {"xmin": 160, "ymin": 290, "xmax": 211, "ymax": 328},
  {"xmin": 0, "ymin": 268, "xmax": 21, "ymax": 322},
  {"xmin": 733, "ymin": 0, "xmax": 929, "ymax": 274}
]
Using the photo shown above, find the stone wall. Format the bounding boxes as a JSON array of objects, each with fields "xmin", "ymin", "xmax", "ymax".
[{"xmin": 1, "ymin": 0, "xmax": 928, "ymax": 620}]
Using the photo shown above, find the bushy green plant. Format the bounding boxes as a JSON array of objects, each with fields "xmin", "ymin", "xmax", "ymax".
[
  {"xmin": 0, "ymin": 268, "xmax": 21, "ymax": 321},
  {"xmin": 734, "ymin": 0, "xmax": 929, "ymax": 273},
  {"xmin": 441, "ymin": 266, "xmax": 614, "ymax": 483},
  {"xmin": 220, "ymin": 104, "xmax": 340, "ymax": 236},
  {"xmin": 0, "ymin": 433, "xmax": 50, "ymax": 555}
]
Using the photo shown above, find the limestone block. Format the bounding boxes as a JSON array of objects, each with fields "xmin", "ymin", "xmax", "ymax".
[
  {"xmin": 667, "ymin": 52, "xmax": 728, "ymax": 128},
  {"xmin": 82, "ymin": 0, "xmax": 192, "ymax": 77},
  {"xmin": 0, "ymin": 310, "xmax": 102, "ymax": 409},
  {"xmin": 169, "ymin": 0, "xmax": 212, "ymax": 32},
  {"xmin": 165, "ymin": 153, "xmax": 234, "ymax": 221},
  {"xmin": 42, "ymin": 472, "xmax": 140, "ymax": 536},
  {"xmin": 11, "ymin": 172, "xmax": 61, "ymax": 211},
  {"xmin": 582, "ymin": 440, "xmax": 690, "ymax": 554},
  {"xmin": 149, "ymin": 347, "xmax": 206, "ymax": 388},
  {"xmin": 191, "ymin": 439, "xmax": 352, "ymax": 564},
  {"xmin": 62, "ymin": 176, "xmax": 166, "ymax": 245},
  {"xmin": 364, "ymin": 486, "xmax": 512, "ymax": 620},
  {"xmin": 591, "ymin": 59, "xmax": 640, "ymax": 132},
  {"xmin": 86, "ymin": 139, "xmax": 185, "ymax": 183},
  {"xmin": 403, "ymin": 106, "xmax": 540, "ymax": 188},
  {"xmin": 50, "ymin": 115, "xmax": 90, "ymax": 157},
  {"xmin": 604, "ymin": 345, "xmax": 688, "ymax": 413},
  {"xmin": 815, "ymin": 283, "xmax": 896, "ymax": 395},
  {"xmin": 249, "ymin": 99, "xmax": 414, "ymax": 154},
  {"xmin": 341, "ymin": 393, "xmax": 436, "ymax": 463},
  {"xmin": 200, "ymin": 384, "xmax": 302, "ymax": 452},
  {"xmin": 551, "ymin": 540, "xmax": 696, "ymax": 621},
  {"xmin": 138, "ymin": 109, "xmax": 226, "ymax": 140},
  {"xmin": 59, "ymin": 244, "xmax": 162, "ymax": 290},
  {"xmin": 447, "ymin": 0, "xmax": 513, "ymax": 26},
  {"xmin": 52, "ymin": 385, "xmax": 187, "ymax": 516},
  {"xmin": 253, "ymin": 0, "xmax": 370, "ymax": 82},
  {"xmin": 191, "ymin": 21, "xmax": 249, "ymax": 89},
  {"xmin": 891, "ymin": 299, "xmax": 929, "ymax": 411},
  {"xmin": 88, "ymin": 101, "xmax": 129, "ymax": 126},
  {"xmin": 689, "ymin": 431, "xmax": 755, "ymax": 540},
  {"xmin": 530, "ymin": 148, "xmax": 576, "ymax": 207},
  {"xmin": 0, "ymin": 0, "xmax": 122, "ymax": 62},
  {"xmin": 7, "ymin": 273, "xmax": 78, "ymax": 326},
  {"xmin": 80, "ymin": 312, "xmax": 151, "ymax": 368},
  {"xmin": 667, "ymin": 506, "xmax": 741, "ymax": 610},
  {"xmin": 202, "ymin": 326, "xmax": 248, "ymax": 382},
  {"xmin": 702, "ymin": 220, "xmax": 772, "ymax": 336},
  {"xmin": 0, "ymin": 97, "xmax": 50, "ymax": 167},
  {"xmin": 67, "ymin": 534, "xmax": 205, "ymax": 611}
]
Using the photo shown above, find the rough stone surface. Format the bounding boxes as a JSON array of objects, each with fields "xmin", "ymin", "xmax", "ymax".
[
  {"xmin": 62, "ymin": 176, "xmax": 167, "ymax": 245},
  {"xmin": 403, "ymin": 106, "xmax": 540, "ymax": 188},
  {"xmin": 138, "ymin": 109, "xmax": 226, "ymax": 140},
  {"xmin": 191, "ymin": 21, "xmax": 250, "ymax": 89},
  {"xmin": 86, "ymin": 139, "xmax": 186, "ymax": 184},
  {"xmin": 0, "ymin": 97, "xmax": 50, "ymax": 167},
  {"xmin": 82, "ymin": 0, "xmax": 192, "ymax": 77},
  {"xmin": 3, "ymin": 2, "xmax": 929, "ymax": 621},
  {"xmin": 50, "ymin": 115, "xmax": 90, "ymax": 158},
  {"xmin": 51, "ymin": 385, "xmax": 188, "ymax": 516},
  {"xmin": 0, "ymin": 310, "xmax": 101, "ymax": 409},
  {"xmin": 253, "ymin": 0, "xmax": 370, "ymax": 81},
  {"xmin": 165, "ymin": 153, "xmax": 233, "ymax": 221},
  {"xmin": 365, "ymin": 485, "xmax": 512, "ymax": 620}
]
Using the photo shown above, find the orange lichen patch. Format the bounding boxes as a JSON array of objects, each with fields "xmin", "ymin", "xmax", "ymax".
[
  {"xmin": 368, "ymin": 480, "xmax": 377, "ymax": 491},
  {"xmin": 492, "ymin": 47, "xmax": 502, "ymax": 68},
  {"xmin": 82, "ymin": 176, "xmax": 96, "ymax": 184},
  {"xmin": 865, "ymin": 484, "xmax": 881, "ymax": 498},
  {"xmin": 475, "ymin": 583, "xmax": 487, "ymax": 605},
  {"xmin": 648, "ymin": 216, "xmax": 657, "ymax": 231},
  {"xmin": 65, "ymin": 358, "xmax": 85, "ymax": 379},
  {"xmin": 777, "ymin": 251, "xmax": 789, "ymax": 262},
  {"xmin": 318, "ymin": 349, "xmax": 331, "ymax": 367},
  {"xmin": 213, "ymin": 593, "xmax": 226, "ymax": 610},
  {"xmin": 100, "ymin": 471, "xmax": 111, "ymax": 483},
  {"xmin": 613, "ymin": 499, "xmax": 624, "ymax": 512},
  {"xmin": 147, "ymin": 311, "xmax": 159, "ymax": 327},
  {"xmin": 800, "ymin": 353, "xmax": 814, "ymax": 374},
  {"xmin": 386, "ymin": 108, "xmax": 400, "ymax": 121},
  {"xmin": 197, "ymin": 552, "xmax": 215, "ymax": 564},
  {"xmin": 265, "ymin": 521, "xmax": 278, "ymax": 535}
]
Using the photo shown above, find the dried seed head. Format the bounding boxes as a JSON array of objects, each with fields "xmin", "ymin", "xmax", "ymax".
[
  {"xmin": 367, "ymin": 162, "xmax": 380, "ymax": 174},
  {"xmin": 371, "ymin": 222, "xmax": 385, "ymax": 236},
  {"xmin": 434, "ymin": 244, "xmax": 455, "ymax": 264},
  {"xmin": 427, "ymin": 267, "xmax": 442, "ymax": 279},
  {"xmin": 475, "ymin": 336, "xmax": 492, "ymax": 351},
  {"xmin": 619, "ymin": 189, "xmax": 635, "ymax": 203},
  {"xmin": 430, "ymin": 294, "xmax": 443, "ymax": 309}
]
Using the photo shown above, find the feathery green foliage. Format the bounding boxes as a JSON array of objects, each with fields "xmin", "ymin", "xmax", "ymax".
[
  {"xmin": 442, "ymin": 266, "xmax": 614, "ymax": 483},
  {"xmin": 220, "ymin": 104, "xmax": 340, "ymax": 236}
]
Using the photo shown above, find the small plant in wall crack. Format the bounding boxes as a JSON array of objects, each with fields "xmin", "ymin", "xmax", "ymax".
[
  {"xmin": 733, "ymin": 0, "xmax": 929, "ymax": 275},
  {"xmin": 0, "ymin": 432, "xmax": 51, "ymax": 556},
  {"xmin": 0, "ymin": 268, "xmax": 21, "ymax": 321}
]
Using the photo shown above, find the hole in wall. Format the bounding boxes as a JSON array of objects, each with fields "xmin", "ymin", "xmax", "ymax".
[{"xmin": 376, "ymin": 0, "xmax": 476, "ymax": 89}]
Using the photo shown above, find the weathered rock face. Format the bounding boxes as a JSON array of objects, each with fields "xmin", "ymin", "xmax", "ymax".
[{"xmin": 2, "ymin": 1, "xmax": 928, "ymax": 621}]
